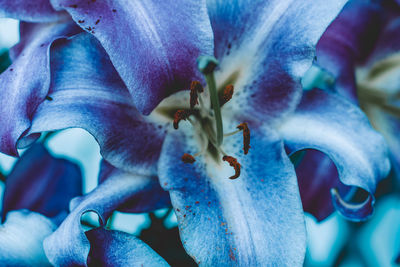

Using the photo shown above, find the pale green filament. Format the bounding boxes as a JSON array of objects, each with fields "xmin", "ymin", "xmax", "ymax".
[{"xmin": 197, "ymin": 56, "xmax": 224, "ymax": 146}]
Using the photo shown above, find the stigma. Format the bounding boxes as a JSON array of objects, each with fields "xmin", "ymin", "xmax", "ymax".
[{"xmin": 171, "ymin": 56, "xmax": 251, "ymax": 180}]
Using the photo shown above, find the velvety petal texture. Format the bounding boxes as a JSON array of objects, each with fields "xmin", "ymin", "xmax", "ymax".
[
  {"xmin": 0, "ymin": 0, "xmax": 67, "ymax": 22},
  {"xmin": 86, "ymin": 228, "xmax": 169, "ymax": 267},
  {"xmin": 44, "ymin": 161, "xmax": 170, "ymax": 266},
  {"xmin": 2, "ymin": 143, "xmax": 82, "ymax": 221},
  {"xmin": 278, "ymin": 89, "xmax": 391, "ymax": 221},
  {"xmin": 206, "ymin": 0, "xmax": 349, "ymax": 123},
  {"xmin": 316, "ymin": 0, "xmax": 384, "ymax": 102},
  {"xmin": 0, "ymin": 21, "xmax": 80, "ymax": 156},
  {"xmin": 50, "ymin": 0, "xmax": 214, "ymax": 114},
  {"xmin": 0, "ymin": 210, "xmax": 56, "ymax": 266},
  {"xmin": 22, "ymin": 33, "xmax": 166, "ymax": 175},
  {"xmin": 158, "ymin": 126, "xmax": 306, "ymax": 266}
]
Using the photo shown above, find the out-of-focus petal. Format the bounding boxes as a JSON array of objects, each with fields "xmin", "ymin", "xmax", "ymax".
[
  {"xmin": 21, "ymin": 33, "xmax": 166, "ymax": 175},
  {"xmin": 278, "ymin": 89, "xmax": 391, "ymax": 221},
  {"xmin": 158, "ymin": 126, "xmax": 306, "ymax": 266},
  {"xmin": 0, "ymin": 210, "xmax": 56, "ymax": 266},
  {"xmin": 44, "ymin": 161, "xmax": 169, "ymax": 266},
  {"xmin": 206, "ymin": 0, "xmax": 348, "ymax": 123},
  {"xmin": 2, "ymin": 143, "xmax": 82, "ymax": 221},
  {"xmin": 86, "ymin": 228, "xmax": 169, "ymax": 267},
  {"xmin": 295, "ymin": 150, "xmax": 351, "ymax": 221},
  {"xmin": 316, "ymin": 0, "xmax": 383, "ymax": 102},
  {"xmin": 0, "ymin": 0, "xmax": 67, "ymax": 22},
  {"xmin": 95, "ymin": 161, "xmax": 170, "ymax": 213},
  {"xmin": 0, "ymin": 21, "xmax": 80, "ymax": 156},
  {"xmin": 50, "ymin": 0, "xmax": 214, "ymax": 114}
]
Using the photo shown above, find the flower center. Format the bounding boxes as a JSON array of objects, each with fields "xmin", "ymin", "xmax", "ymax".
[
  {"xmin": 357, "ymin": 52, "xmax": 400, "ymax": 122},
  {"xmin": 157, "ymin": 56, "xmax": 251, "ymax": 179}
]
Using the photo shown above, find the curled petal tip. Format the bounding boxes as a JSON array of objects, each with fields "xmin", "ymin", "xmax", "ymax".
[{"xmin": 331, "ymin": 188, "xmax": 374, "ymax": 222}]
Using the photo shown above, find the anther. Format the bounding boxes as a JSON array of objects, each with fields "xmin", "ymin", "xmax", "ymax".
[
  {"xmin": 190, "ymin": 81, "xmax": 204, "ymax": 109},
  {"xmin": 237, "ymin": 123, "xmax": 250, "ymax": 154},
  {"xmin": 173, "ymin": 109, "xmax": 190, "ymax": 129},
  {"xmin": 182, "ymin": 153, "xmax": 196, "ymax": 164},
  {"xmin": 219, "ymin": 84, "xmax": 234, "ymax": 106},
  {"xmin": 222, "ymin": 155, "xmax": 241, "ymax": 179}
]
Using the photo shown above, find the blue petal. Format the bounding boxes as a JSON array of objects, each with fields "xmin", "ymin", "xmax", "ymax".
[
  {"xmin": 207, "ymin": 0, "xmax": 349, "ymax": 122},
  {"xmin": 21, "ymin": 33, "xmax": 166, "ymax": 175},
  {"xmin": 2, "ymin": 143, "xmax": 82, "ymax": 221},
  {"xmin": 44, "ymin": 161, "xmax": 170, "ymax": 266},
  {"xmin": 316, "ymin": 0, "xmax": 384, "ymax": 102},
  {"xmin": 0, "ymin": 21, "xmax": 81, "ymax": 156},
  {"xmin": 50, "ymin": 0, "xmax": 214, "ymax": 115},
  {"xmin": 0, "ymin": 0, "xmax": 67, "ymax": 22},
  {"xmin": 0, "ymin": 210, "xmax": 56, "ymax": 266},
  {"xmin": 96, "ymin": 161, "xmax": 170, "ymax": 213},
  {"xmin": 278, "ymin": 89, "xmax": 391, "ymax": 221},
  {"xmin": 158, "ymin": 127, "xmax": 306, "ymax": 265},
  {"xmin": 295, "ymin": 150, "xmax": 352, "ymax": 221},
  {"xmin": 86, "ymin": 228, "xmax": 169, "ymax": 267}
]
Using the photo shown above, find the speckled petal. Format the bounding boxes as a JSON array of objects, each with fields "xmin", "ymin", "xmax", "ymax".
[
  {"xmin": 207, "ymin": 0, "xmax": 349, "ymax": 123},
  {"xmin": 21, "ymin": 33, "xmax": 166, "ymax": 175},
  {"xmin": 158, "ymin": 126, "xmax": 306, "ymax": 266},
  {"xmin": 50, "ymin": 0, "xmax": 214, "ymax": 114}
]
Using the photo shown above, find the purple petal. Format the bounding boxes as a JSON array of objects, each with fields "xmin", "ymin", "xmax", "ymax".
[
  {"xmin": 21, "ymin": 33, "xmax": 166, "ymax": 175},
  {"xmin": 316, "ymin": 0, "xmax": 384, "ymax": 102},
  {"xmin": 364, "ymin": 16, "xmax": 400, "ymax": 66},
  {"xmin": 158, "ymin": 127, "xmax": 306, "ymax": 265},
  {"xmin": 44, "ymin": 161, "xmax": 169, "ymax": 266},
  {"xmin": 50, "ymin": 0, "xmax": 214, "ymax": 114},
  {"xmin": 207, "ymin": 0, "xmax": 349, "ymax": 122},
  {"xmin": 0, "ymin": 210, "xmax": 56, "ymax": 266},
  {"xmin": 0, "ymin": 21, "xmax": 81, "ymax": 156},
  {"xmin": 278, "ymin": 89, "xmax": 391, "ymax": 221},
  {"xmin": 295, "ymin": 150, "xmax": 352, "ymax": 221},
  {"xmin": 86, "ymin": 228, "xmax": 169, "ymax": 267},
  {"xmin": 0, "ymin": 0, "xmax": 67, "ymax": 22},
  {"xmin": 2, "ymin": 143, "xmax": 82, "ymax": 221}
]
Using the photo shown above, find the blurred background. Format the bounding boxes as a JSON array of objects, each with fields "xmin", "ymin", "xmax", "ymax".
[{"xmin": 0, "ymin": 18, "xmax": 399, "ymax": 267}]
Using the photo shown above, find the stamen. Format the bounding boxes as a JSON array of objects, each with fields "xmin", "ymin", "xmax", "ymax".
[
  {"xmin": 219, "ymin": 84, "xmax": 234, "ymax": 106},
  {"xmin": 181, "ymin": 153, "xmax": 196, "ymax": 164},
  {"xmin": 173, "ymin": 109, "xmax": 190, "ymax": 129},
  {"xmin": 190, "ymin": 81, "xmax": 204, "ymax": 109},
  {"xmin": 222, "ymin": 155, "xmax": 241, "ymax": 179},
  {"xmin": 237, "ymin": 123, "xmax": 250, "ymax": 155}
]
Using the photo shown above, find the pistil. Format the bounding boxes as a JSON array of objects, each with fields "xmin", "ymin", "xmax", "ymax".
[
  {"xmin": 197, "ymin": 56, "xmax": 224, "ymax": 146},
  {"xmin": 171, "ymin": 56, "xmax": 252, "ymax": 179}
]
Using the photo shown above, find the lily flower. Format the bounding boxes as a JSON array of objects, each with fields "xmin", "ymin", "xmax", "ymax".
[
  {"xmin": 0, "ymin": 0, "xmax": 391, "ymax": 265},
  {"xmin": 315, "ymin": 0, "xmax": 400, "ymax": 166},
  {"xmin": 298, "ymin": 0, "xmax": 400, "ymax": 221}
]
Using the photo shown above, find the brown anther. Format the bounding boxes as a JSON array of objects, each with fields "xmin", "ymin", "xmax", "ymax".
[
  {"xmin": 219, "ymin": 84, "xmax": 234, "ymax": 106},
  {"xmin": 173, "ymin": 109, "xmax": 189, "ymax": 129},
  {"xmin": 237, "ymin": 122, "xmax": 250, "ymax": 154},
  {"xmin": 190, "ymin": 81, "xmax": 204, "ymax": 109},
  {"xmin": 222, "ymin": 155, "xmax": 241, "ymax": 179},
  {"xmin": 182, "ymin": 153, "xmax": 196, "ymax": 164}
]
